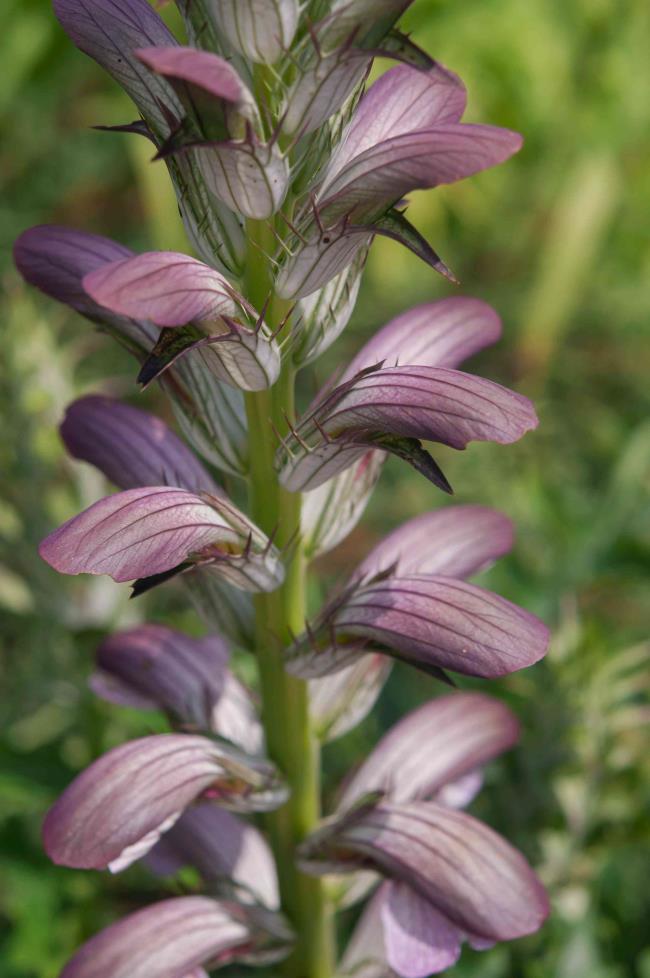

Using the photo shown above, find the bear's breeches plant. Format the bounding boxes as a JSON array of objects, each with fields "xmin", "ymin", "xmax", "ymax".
[{"xmin": 14, "ymin": 1, "xmax": 551, "ymax": 976}]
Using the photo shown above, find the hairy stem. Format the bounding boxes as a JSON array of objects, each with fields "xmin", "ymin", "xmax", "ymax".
[{"xmin": 244, "ymin": 221, "xmax": 335, "ymax": 978}]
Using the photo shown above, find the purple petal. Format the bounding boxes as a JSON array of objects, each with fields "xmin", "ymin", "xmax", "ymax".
[
  {"xmin": 39, "ymin": 486, "xmax": 284, "ymax": 592},
  {"xmin": 93, "ymin": 625, "xmax": 263, "ymax": 753},
  {"xmin": 52, "ymin": 0, "xmax": 181, "ymax": 135},
  {"xmin": 354, "ymin": 506, "xmax": 513, "ymax": 582},
  {"xmin": 210, "ymin": 0, "xmax": 300, "ymax": 64},
  {"xmin": 14, "ymin": 225, "xmax": 132, "ymax": 317},
  {"xmin": 324, "ymin": 64, "xmax": 467, "ymax": 183},
  {"xmin": 43, "ymin": 733, "xmax": 287, "ymax": 870},
  {"xmin": 340, "ymin": 297, "xmax": 502, "ymax": 383},
  {"xmin": 333, "ymin": 575, "xmax": 549, "ymax": 679},
  {"xmin": 149, "ymin": 803, "xmax": 279, "ymax": 909},
  {"xmin": 135, "ymin": 46, "xmax": 254, "ymax": 112},
  {"xmin": 300, "ymin": 800, "xmax": 550, "ymax": 942},
  {"xmin": 340, "ymin": 884, "xmax": 393, "ymax": 978},
  {"xmin": 435, "ymin": 770, "xmax": 483, "ymax": 810},
  {"xmin": 289, "ymin": 574, "xmax": 548, "ymax": 680},
  {"xmin": 319, "ymin": 124, "xmax": 523, "ymax": 220},
  {"xmin": 58, "ymin": 895, "xmax": 291, "ymax": 978},
  {"xmin": 338, "ymin": 692, "xmax": 519, "ymax": 809},
  {"xmin": 277, "ymin": 365, "xmax": 538, "ymax": 492},
  {"xmin": 13, "ymin": 228, "xmax": 250, "ymax": 473},
  {"xmin": 310, "ymin": 654, "xmax": 393, "ymax": 743},
  {"xmin": 82, "ymin": 252, "xmax": 239, "ymax": 327},
  {"xmin": 382, "ymin": 882, "xmax": 462, "ymax": 977},
  {"xmin": 60, "ymin": 395, "xmax": 219, "ymax": 495}
]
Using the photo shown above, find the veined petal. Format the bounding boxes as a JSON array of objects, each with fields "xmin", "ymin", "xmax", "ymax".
[
  {"xmin": 52, "ymin": 0, "xmax": 181, "ymax": 137},
  {"xmin": 83, "ymin": 252, "xmax": 281, "ymax": 389},
  {"xmin": 92, "ymin": 625, "xmax": 263, "ymax": 753},
  {"xmin": 149, "ymin": 804, "xmax": 279, "ymax": 909},
  {"xmin": 13, "ymin": 225, "xmax": 157, "ymax": 351},
  {"xmin": 354, "ymin": 506, "xmax": 514, "ymax": 582},
  {"xmin": 288, "ymin": 574, "xmax": 549, "ymax": 679},
  {"xmin": 39, "ymin": 486, "xmax": 284, "ymax": 593},
  {"xmin": 302, "ymin": 450, "xmax": 385, "ymax": 559},
  {"xmin": 210, "ymin": 0, "xmax": 300, "ymax": 64},
  {"xmin": 135, "ymin": 45, "xmax": 257, "ymax": 126},
  {"xmin": 83, "ymin": 251, "xmax": 239, "ymax": 327},
  {"xmin": 196, "ymin": 142, "xmax": 290, "ymax": 220},
  {"xmin": 322, "ymin": 64, "xmax": 467, "ymax": 187},
  {"xmin": 299, "ymin": 800, "xmax": 549, "ymax": 942},
  {"xmin": 331, "ymin": 574, "xmax": 548, "ymax": 678},
  {"xmin": 58, "ymin": 895, "xmax": 292, "ymax": 978},
  {"xmin": 340, "ymin": 297, "xmax": 502, "ymax": 383},
  {"xmin": 60, "ymin": 395, "xmax": 219, "ymax": 495},
  {"xmin": 319, "ymin": 124, "xmax": 523, "ymax": 220},
  {"xmin": 14, "ymin": 227, "xmax": 249, "ymax": 474},
  {"xmin": 338, "ymin": 693, "xmax": 519, "ymax": 809},
  {"xmin": 44, "ymin": 733, "xmax": 287, "ymax": 870},
  {"xmin": 339, "ymin": 885, "xmax": 394, "ymax": 978},
  {"xmin": 310, "ymin": 654, "xmax": 393, "ymax": 743},
  {"xmin": 277, "ymin": 365, "xmax": 538, "ymax": 492}
]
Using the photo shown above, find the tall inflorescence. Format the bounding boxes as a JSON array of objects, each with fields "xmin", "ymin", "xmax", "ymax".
[{"xmin": 14, "ymin": 2, "xmax": 551, "ymax": 977}]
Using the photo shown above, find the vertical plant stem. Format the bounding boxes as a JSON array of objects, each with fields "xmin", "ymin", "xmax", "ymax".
[{"xmin": 244, "ymin": 221, "xmax": 335, "ymax": 978}]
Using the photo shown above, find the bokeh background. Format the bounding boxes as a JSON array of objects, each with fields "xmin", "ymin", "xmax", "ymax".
[{"xmin": 1, "ymin": 0, "xmax": 649, "ymax": 975}]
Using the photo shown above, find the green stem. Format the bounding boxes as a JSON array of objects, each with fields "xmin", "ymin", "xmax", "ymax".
[{"xmin": 244, "ymin": 222, "xmax": 335, "ymax": 978}]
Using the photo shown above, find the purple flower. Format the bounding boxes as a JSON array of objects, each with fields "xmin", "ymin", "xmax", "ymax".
[
  {"xmin": 61, "ymin": 395, "xmax": 220, "ymax": 495},
  {"xmin": 91, "ymin": 624, "xmax": 263, "ymax": 754},
  {"xmin": 309, "ymin": 505, "xmax": 515, "ymax": 739},
  {"xmin": 337, "ymin": 692, "xmax": 519, "ymax": 812},
  {"xmin": 83, "ymin": 250, "xmax": 281, "ymax": 390},
  {"xmin": 301, "ymin": 798, "xmax": 548, "ymax": 977},
  {"xmin": 39, "ymin": 486, "xmax": 284, "ymax": 593},
  {"xmin": 14, "ymin": 225, "xmax": 248, "ymax": 474},
  {"xmin": 277, "ymin": 364, "xmax": 537, "ymax": 493},
  {"xmin": 291, "ymin": 572, "xmax": 548, "ymax": 681},
  {"xmin": 44, "ymin": 733, "xmax": 287, "ymax": 871},
  {"xmin": 148, "ymin": 803, "xmax": 279, "ymax": 910},
  {"xmin": 278, "ymin": 65, "xmax": 521, "ymax": 298},
  {"xmin": 136, "ymin": 47, "xmax": 289, "ymax": 218},
  {"xmin": 300, "ymin": 296, "xmax": 503, "ymax": 555},
  {"xmin": 57, "ymin": 895, "xmax": 293, "ymax": 978}
]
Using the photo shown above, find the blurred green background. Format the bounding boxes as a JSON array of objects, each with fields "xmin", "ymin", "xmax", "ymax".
[{"xmin": 1, "ymin": 0, "xmax": 649, "ymax": 975}]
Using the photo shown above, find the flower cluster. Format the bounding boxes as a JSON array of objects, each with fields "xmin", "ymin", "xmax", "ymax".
[{"xmin": 15, "ymin": 1, "xmax": 550, "ymax": 976}]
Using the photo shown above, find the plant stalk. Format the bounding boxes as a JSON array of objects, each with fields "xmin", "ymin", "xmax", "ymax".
[{"xmin": 244, "ymin": 221, "xmax": 335, "ymax": 978}]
